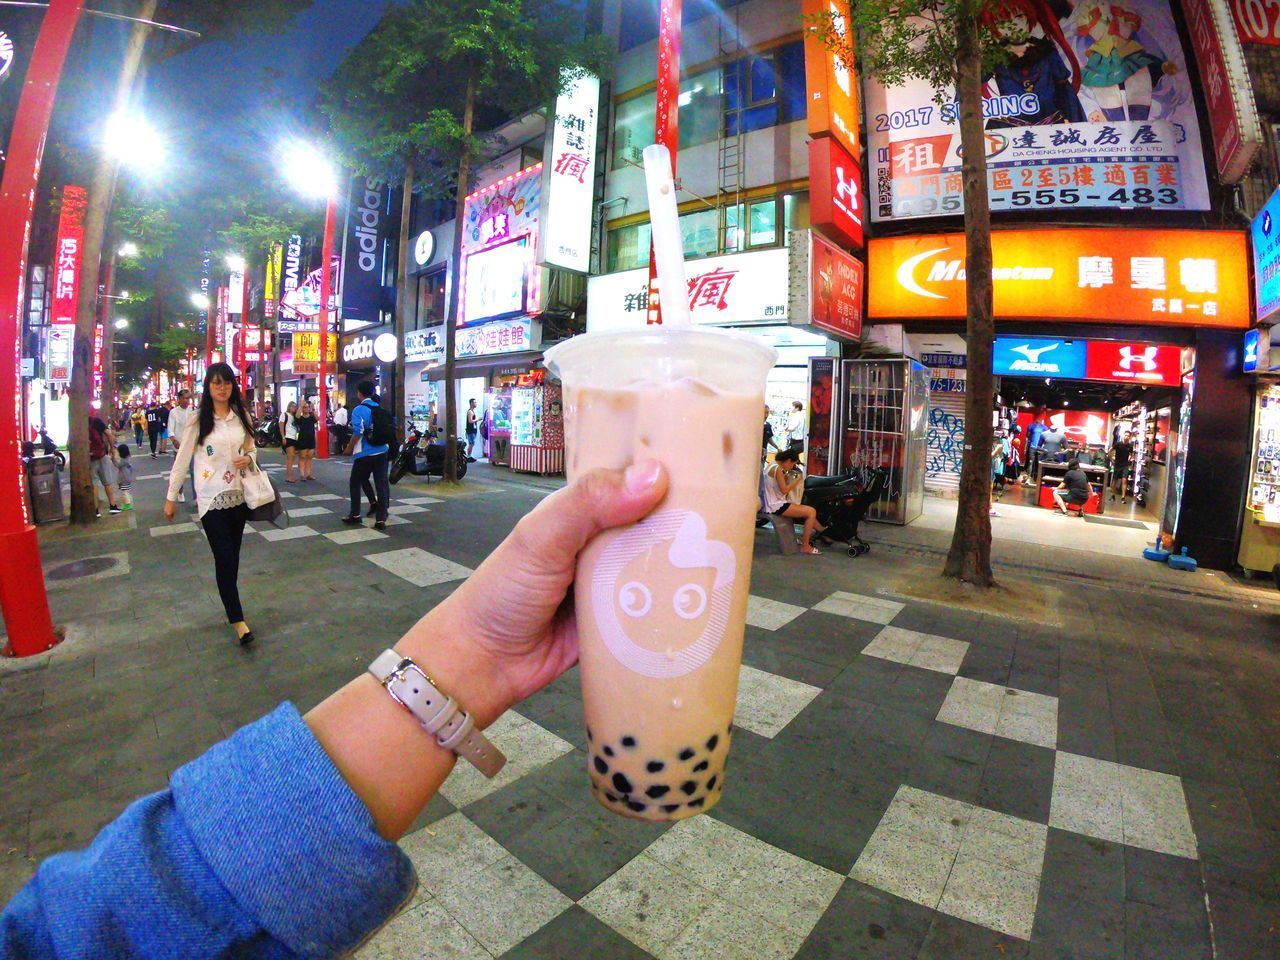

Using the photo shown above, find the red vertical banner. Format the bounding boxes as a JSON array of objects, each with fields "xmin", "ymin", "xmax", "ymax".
[
  {"xmin": 92, "ymin": 323, "xmax": 102, "ymax": 404},
  {"xmin": 215, "ymin": 286, "xmax": 228, "ymax": 348},
  {"xmin": 646, "ymin": 0, "xmax": 682, "ymax": 325},
  {"xmin": 51, "ymin": 185, "xmax": 87, "ymax": 326}
]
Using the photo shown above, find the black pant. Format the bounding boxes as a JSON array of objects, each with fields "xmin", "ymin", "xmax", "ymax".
[
  {"xmin": 148, "ymin": 428, "xmax": 160, "ymax": 455},
  {"xmin": 201, "ymin": 503, "xmax": 249, "ymax": 623},
  {"xmin": 350, "ymin": 453, "xmax": 389, "ymax": 521}
]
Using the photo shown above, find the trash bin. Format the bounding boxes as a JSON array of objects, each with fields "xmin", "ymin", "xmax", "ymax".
[{"xmin": 25, "ymin": 455, "xmax": 64, "ymax": 523}]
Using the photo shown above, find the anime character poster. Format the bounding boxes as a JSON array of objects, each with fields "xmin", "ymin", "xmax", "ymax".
[{"xmin": 864, "ymin": 0, "xmax": 1209, "ymax": 221}]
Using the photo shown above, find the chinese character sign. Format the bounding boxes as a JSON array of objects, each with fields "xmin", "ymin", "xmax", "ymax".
[
  {"xmin": 867, "ymin": 228, "xmax": 1248, "ymax": 327},
  {"xmin": 802, "ymin": 0, "xmax": 860, "ymax": 162},
  {"xmin": 52, "ymin": 185, "xmax": 87, "ymax": 326},
  {"xmin": 864, "ymin": 0, "xmax": 1209, "ymax": 221},
  {"xmin": 456, "ymin": 318, "xmax": 532, "ymax": 359},
  {"xmin": 1229, "ymin": 0, "xmax": 1280, "ymax": 45},
  {"xmin": 541, "ymin": 71, "xmax": 600, "ymax": 274},
  {"xmin": 800, "ymin": 231, "xmax": 864, "ymax": 341},
  {"xmin": 1183, "ymin": 0, "xmax": 1261, "ymax": 183},
  {"xmin": 462, "ymin": 163, "xmax": 542, "ymax": 256},
  {"xmin": 1252, "ymin": 187, "xmax": 1280, "ymax": 323}
]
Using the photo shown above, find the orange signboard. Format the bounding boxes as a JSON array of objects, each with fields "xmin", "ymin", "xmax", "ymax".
[
  {"xmin": 867, "ymin": 228, "xmax": 1249, "ymax": 329},
  {"xmin": 803, "ymin": 0, "xmax": 860, "ymax": 162}
]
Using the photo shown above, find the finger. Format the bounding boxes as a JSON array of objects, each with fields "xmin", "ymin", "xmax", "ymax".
[{"xmin": 507, "ymin": 460, "xmax": 668, "ymax": 573}]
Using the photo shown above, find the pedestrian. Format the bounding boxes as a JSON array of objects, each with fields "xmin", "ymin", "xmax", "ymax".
[
  {"xmin": 785, "ymin": 400, "xmax": 806, "ymax": 451},
  {"xmin": 762, "ymin": 448, "xmax": 824, "ymax": 554},
  {"xmin": 762, "ymin": 404, "xmax": 781, "ymax": 460},
  {"xmin": 0, "ymin": 460, "xmax": 670, "ymax": 956},
  {"xmin": 115, "ymin": 444, "xmax": 134, "ymax": 511},
  {"xmin": 465, "ymin": 398, "xmax": 479, "ymax": 461},
  {"xmin": 332, "ymin": 401, "xmax": 351, "ymax": 454},
  {"xmin": 87, "ymin": 414, "xmax": 122, "ymax": 516},
  {"xmin": 144, "ymin": 401, "xmax": 164, "ymax": 458},
  {"xmin": 342, "ymin": 380, "xmax": 390, "ymax": 530},
  {"xmin": 158, "ymin": 399, "xmax": 173, "ymax": 455},
  {"xmin": 164, "ymin": 363, "xmax": 257, "ymax": 647},
  {"xmin": 168, "ymin": 389, "xmax": 196, "ymax": 502},
  {"xmin": 279, "ymin": 401, "xmax": 299, "ymax": 482},
  {"xmin": 130, "ymin": 406, "xmax": 145, "ymax": 449},
  {"xmin": 294, "ymin": 400, "xmax": 317, "ymax": 481},
  {"xmin": 1110, "ymin": 429, "xmax": 1133, "ymax": 503}
]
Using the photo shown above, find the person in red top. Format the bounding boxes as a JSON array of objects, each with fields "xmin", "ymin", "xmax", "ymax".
[{"xmin": 88, "ymin": 415, "xmax": 122, "ymax": 515}]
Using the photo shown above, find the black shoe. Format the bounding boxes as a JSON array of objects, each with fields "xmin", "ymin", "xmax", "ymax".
[
  {"xmin": 109, "ymin": 505, "xmax": 122, "ymax": 514},
  {"xmin": 367, "ymin": 501, "xmax": 379, "ymax": 517},
  {"xmin": 238, "ymin": 630, "xmax": 255, "ymax": 647},
  {"xmin": 341, "ymin": 515, "xmax": 363, "ymax": 525},
  {"xmin": 374, "ymin": 520, "xmax": 387, "ymax": 531}
]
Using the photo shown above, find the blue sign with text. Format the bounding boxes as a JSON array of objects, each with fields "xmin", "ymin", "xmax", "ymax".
[
  {"xmin": 1244, "ymin": 328, "xmax": 1260, "ymax": 373},
  {"xmin": 1252, "ymin": 188, "xmax": 1280, "ymax": 324},
  {"xmin": 993, "ymin": 337, "xmax": 1087, "ymax": 379}
]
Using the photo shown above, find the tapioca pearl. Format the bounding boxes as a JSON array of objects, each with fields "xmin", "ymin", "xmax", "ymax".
[
  {"xmin": 645, "ymin": 784, "xmax": 670, "ymax": 799},
  {"xmin": 678, "ymin": 748, "xmax": 695, "ymax": 761},
  {"xmin": 662, "ymin": 804, "xmax": 681, "ymax": 814},
  {"xmin": 688, "ymin": 797, "xmax": 705, "ymax": 809},
  {"xmin": 646, "ymin": 760, "xmax": 665, "ymax": 773},
  {"xmin": 621, "ymin": 736, "xmax": 637, "ymax": 748},
  {"xmin": 605, "ymin": 792, "xmax": 619, "ymax": 803},
  {"xmin": 707, "ymin": 774, "xmax": 718, "ymax": 790},
  {"xmin": 603, "ymin": 745, "xmax": 615, "ymax": 758},
  {"xmin": 680, "ymin": 780, "xmax": 698, "ymax": 795},
  {"xmin": 626, "ymin": 800, "xmax": 647, "ymax": 813},
  {"xmin": 612, "ymin": 772, "xmax": 634, "ymax": 794},
  {"xmin": 693, "ymin": 760, "xmax": 709, "ymax": 773},
  {"xmin": 706, "ymin": 734, "xmax": 719, "ymax": 751},
  {"xmin": 593, "ymin": 756, "xmax": 609, "ymax": 775},
  {"xmin": 587, "ymin": 728, "xmax": 594, "ymax": 741}
]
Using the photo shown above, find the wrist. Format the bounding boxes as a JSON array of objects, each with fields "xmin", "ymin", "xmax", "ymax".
[{"xmin": 394, "ymin": 613, "xmax": 513, "ymax": 729}]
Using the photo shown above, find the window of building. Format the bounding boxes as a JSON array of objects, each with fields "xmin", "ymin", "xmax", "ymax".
[
  {"xmin": 723, "ymin": 42, "xmax": 806, "ymax": 137},
  {"xmin": 619, "ymin": 0, "xmax": 750, "ymax": 51},
  {"xmin": 613, "ymin": 68, "xmax": 722, "ymax": 169},
  {"xmin": 414, "ymin": 267, "xmax": 447, "ymax": 330}
]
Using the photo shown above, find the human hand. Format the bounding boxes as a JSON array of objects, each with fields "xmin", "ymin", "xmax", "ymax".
[
  {"xmin": 163, "ymin": 500, "xmax": 176, "ymax": 522},
  {"xmin": 232, "ymin": 455, "xmax": 252, "ymax": 470},
  {"xmin": 401, "ymin": 461, "xmax": 668, "ymax": 727}
]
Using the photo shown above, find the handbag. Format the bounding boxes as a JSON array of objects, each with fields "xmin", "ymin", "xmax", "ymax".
[{"xmin": 240, "ymin": 459, "xmax": 288, "ymax": 528}]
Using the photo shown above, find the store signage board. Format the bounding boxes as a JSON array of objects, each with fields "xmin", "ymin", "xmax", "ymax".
[
  {"xmin": 1084, "ymin": 341, "xmax": 1182, "ymax": 385},
  {"xmin": 808, "ymin": 138, "xmax": 865, "ymax": 250},
  {"xmin": 457, "ymin": 317, "xmax": 532, "ymax": 359},
  {"xmin": 47, "ymin": 328, "xmax": 72, "ymax": 382},
  {"xmin": 264, "ymin": 242, "xmax": 282, "ymax": 319},
  {"xmin": 228, "ymin": 272, "xmax": 244, "ymax": 316},
  {"xmin": 341, "ymin": 331, "xmax": 398, "ymax": 364},
  {"xmin": 588, "ymin": 248, "xmax": 790, "ymax": 333},
  {"xmin": 863, "ymin": 0, "xmax": 1209, "ymax": 221},
  {"xmin": 868, "ymin": 228, "xmax": 1249, "ymax": 328},
  {"xmin": 405, "ymin": 326, "xmax": 444, "ymax": 363},
  {"xmin": 802, "ymin": 0, "xmax": 860, "ymax": 162},
  {"xmin": 922, "ymin": 352, "xmax": 965, "ymax": 368},
  {"xmin": 1244, "ymin": 327, "xmax": 1263, "ymax": 372},
  {"xmin": 1252, "ymin": 187, "xmax": 1280, "ymax": 323},
  {"xmin": 462, "ymin": 163, "xmax": 542, "ymax": 255},
  {"xmin": 0, "ymin": 32, "xmax": 14, "ymax": 81},
  {"xmin": 788, "ymin": 230, "xmax": 863, "ymax": 341},
  {"xmin": 52, "ymin": 185, "xmax": 87, "ymax": 326},
  {"xmin": 993, "ymin": 337, "xmax": 1087, "ymax": 378},
  {"xmin": 462, "ymin": 237, "xmax": 531, "ymax": 326},
  {"xmin": 1230, "ymin": 0, "xmax": 1280, "ymax": 44},
  {"xmin": 540, "ymin": 71, "xmax": 599, "ymax": 274},
  {"xmin": 1183, "ymin": 0, "xmax": 1262, "ymax": 183},
  {"xmin": 414, "ymin": 231, "xmax": 436, "ymax": 267},
  {"xmin": 341, "ymin": 175, "xmax": 389, "ymax": 326}
]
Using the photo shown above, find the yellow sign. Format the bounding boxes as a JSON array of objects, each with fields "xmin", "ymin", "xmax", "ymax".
[
  {"xmin": 265, "ymin": 241, "xmax": 282, "ymax": 307},
  {"xmin": 803, "ymin": 0, "xmax": 860, "ymax": 162},
  {"xmin": 293, "ymin": 331, "xmax": 337, "ymax": 363}
]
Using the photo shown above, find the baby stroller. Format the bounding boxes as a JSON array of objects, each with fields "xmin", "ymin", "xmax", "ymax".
[{"xmin": 804, "ymin": 467, "xmax": 888, "ymax": 557}]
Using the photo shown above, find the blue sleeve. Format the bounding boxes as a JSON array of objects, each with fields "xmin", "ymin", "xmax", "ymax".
[
  {"xmin": 1, "ymin": 703, "xmax": 415, "ymax": 959},
  {"xmin": 351, "ymin": 404, "xmax": 368, "ymax": 437}
]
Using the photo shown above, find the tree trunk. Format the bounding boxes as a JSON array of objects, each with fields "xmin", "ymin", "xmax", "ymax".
[
  {"xmin": 394, "ymin": 160, "xmax": 415, "ymax": 443},
  {"xmin": 942, "ymin": 9, "xmax": 996, "ymax": 588},
  {"xmin": 67, "ymin": 0, "xmax": 157, "ymax": 524},
  {"xmin": 442, "ymin": 74, "xmax": 476, "ymax": 485},
  {"xmin": 100, "ymin": 247, "xmax": 117, "ymax": 428}
]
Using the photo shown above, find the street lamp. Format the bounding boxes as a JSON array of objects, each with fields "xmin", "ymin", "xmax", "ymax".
[
  {"xmin": 118, "ymin": 242, "xmax": 138, "ymax": 257},
  {"xmin": 190, "ymin": 292, "xmax": 209, "ymax": 310},
  {"xmin": 104, "ymin": 112, "xmax": 165, "ymax": 175},
  {"xmin": 280, "ymin": 138, "xmax": 339, "ymax": 459},
  {"xmin": 114, "ymin": 317, "xmax": 128, "ymax": 330}
]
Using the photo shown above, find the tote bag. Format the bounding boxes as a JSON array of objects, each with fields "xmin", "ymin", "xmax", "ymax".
[{"xmin": 240, "ymin": 460, "xmax": 288, "ymax": 528}]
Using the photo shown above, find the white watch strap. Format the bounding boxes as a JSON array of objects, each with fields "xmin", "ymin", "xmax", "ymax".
[{"xmin": 368, "ymin": 650, "xmax": 506, "ymax": 779}]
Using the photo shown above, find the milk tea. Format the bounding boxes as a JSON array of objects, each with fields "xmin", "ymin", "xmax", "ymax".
[{"xmin": 564, "ymin": 377, "xmax": 763, "ymax": 820}]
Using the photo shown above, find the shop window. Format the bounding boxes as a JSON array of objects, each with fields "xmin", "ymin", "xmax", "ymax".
[
  {"xmin": 748, "ymin": 199, "xmax": 777, "ymax": 246},
  {"xmin": 613, "ymin": 68, "xmax": 722, "ymax": 169},
  {"xmin": 415, "ymin": 268, "xmax": 447, "ymax": 329},
  {"xmin": 606, "ymin": 221, "xmax": 651, "ymax": 272},
  {"xmin": 680, "ymin": 208, "xmax": 719, "ymax": 258}
]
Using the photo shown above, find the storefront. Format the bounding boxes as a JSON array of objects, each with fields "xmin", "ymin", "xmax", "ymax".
[
  {"xmin": 865, "ymin": 226, "xmax": 1254, "ymax": 568},
  {"xmin": 338, "ymin": 324, "xmax": 398, "ymax": 417},
  {"xmin": 403, "ymin": 325, "xmax": 444, "ymax": 430},
  {"xmin": 1241, "ymin": 191, "xmax": 1280, "ymax": 576}
]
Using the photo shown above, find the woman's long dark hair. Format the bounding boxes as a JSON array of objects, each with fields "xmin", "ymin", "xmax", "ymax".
[{"xmin": 196, "ymin": 362, "xmax": 254, "ymax": 446}]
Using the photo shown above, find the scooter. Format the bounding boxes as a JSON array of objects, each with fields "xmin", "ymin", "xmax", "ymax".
[
  {"xmin": 254, "ymin": 418, "xmax": 281, "ymax": 449},
  {"xmin": 389, "ymin": 426, "xmax": 468, "ymax": 483}
]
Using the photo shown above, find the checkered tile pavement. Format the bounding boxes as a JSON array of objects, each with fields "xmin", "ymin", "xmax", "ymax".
[{"xmin": 346, "ymin": 588, "xmax": 1210, "ymax": 960}]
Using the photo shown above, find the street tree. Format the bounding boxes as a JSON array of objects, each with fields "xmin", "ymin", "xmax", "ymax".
[
  {"xmin": 818, "ymin": 0, "xmax": 1007, "ymax": 588},
  {"xmin": 321, "ymin": 0, "xmax": 609, "ymax": 482},
  {"xmin": 66, "ymin": 0, "xmax": 314, "ymax": 524}
]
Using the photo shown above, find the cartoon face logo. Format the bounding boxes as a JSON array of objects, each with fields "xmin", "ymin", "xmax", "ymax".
[{"xmin": 591, "ymin": 509, "xmax": 737, "ymax": 678}]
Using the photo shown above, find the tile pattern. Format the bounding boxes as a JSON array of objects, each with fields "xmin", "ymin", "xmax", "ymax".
[
  {"xmin": 746, "ymin": 595, "xmax": 808, "ymax": 631},
  {"xmin": 811, "ymin": 591, "xmax": 904, "ymax": 624},
  {"xmin": 937, "ymin": 677, "xmax": 1059, "ymax": 749},
  {"xmin": 438, "ymin": 712, "xmax": 575, "ymax": 808},
  {"xmin": 734, "ymin": 664, "xmax": 822, "ymax": 738},
  {"xmin": 862, "ymin": 626, "xmax": 970, "ymax": 676},
  {"xmin": 366, "ymin": 547, "xmax": 473, "ymax": 587}
]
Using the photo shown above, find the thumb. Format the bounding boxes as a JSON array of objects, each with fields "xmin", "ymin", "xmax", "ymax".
[{"xmin": 509, "ymin": 460, "xmax": 668, "ymax": 571}]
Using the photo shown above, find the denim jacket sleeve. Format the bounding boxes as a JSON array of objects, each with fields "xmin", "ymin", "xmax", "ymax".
[{"xmin": 0, "ymin": 703, "xmax": 416, "ymax": 959}]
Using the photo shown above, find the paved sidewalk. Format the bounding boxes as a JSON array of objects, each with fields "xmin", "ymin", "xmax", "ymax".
[{"xmin": 2, "ymin": 452, "xmax": 1278, "ymax": 958}]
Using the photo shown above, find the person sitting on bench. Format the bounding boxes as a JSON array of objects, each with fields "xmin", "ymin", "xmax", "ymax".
[
  {"xmin": 762, "ymin": 448, "xmax": 826, "ymax": 555},
  {"xmin": 1053, "ymin": 458, "xmax": 1091, "ymax": 516}
]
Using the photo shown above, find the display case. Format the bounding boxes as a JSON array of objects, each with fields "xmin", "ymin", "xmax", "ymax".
[
  {"xmin": 487, "ymin": 387, "xmax": 513, "ymax": 466},
  {"xmin": 1239, "ymin": 380, "xmax": 1280, "ymax": 574},
  {"xmin": 509, "ymin": 383, "xmax": 565, "ymax": 475}
]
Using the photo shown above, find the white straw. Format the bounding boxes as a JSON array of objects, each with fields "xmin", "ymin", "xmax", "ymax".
[{"xmin": 642, "ymin": 144, "xmax": 692, "ymax": 327}]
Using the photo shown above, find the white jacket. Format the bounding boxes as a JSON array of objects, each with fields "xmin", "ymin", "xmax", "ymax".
[{"xmin": 167, "ymin": 411, "xmax": 252, "ymax": 517}]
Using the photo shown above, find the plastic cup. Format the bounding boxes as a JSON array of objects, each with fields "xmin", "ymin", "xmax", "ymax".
[{"xmin": 545, "ymin": 326, "xmax": 777, "ymax": 821}]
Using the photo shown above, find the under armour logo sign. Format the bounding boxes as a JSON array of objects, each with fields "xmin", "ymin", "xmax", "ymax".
[
  {"xmin": 1118, "ymin": 346, "xmax": 1158, "ymax": 371},
  {"xmin": 834, "ymin": 166, "xmax": 859, "ymax": 211}
]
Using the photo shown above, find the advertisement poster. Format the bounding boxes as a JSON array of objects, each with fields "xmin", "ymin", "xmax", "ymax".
[
  {"xmin": 864, "ymin": 0, "xmax": 1209, "ymax": 221},
  {"xmin": 341, "ymin": 175, "xmax": 388, "ymax": 325},
  {"xmin": 808, "ymin": 231, "xmax": 865, "ymax": 341},
  {"xmin": 807, "ymin": 357, "xmax": 835, "ymax": 476},
  {"xmin": 52, "ymin": 185, "xmax": 87, "ymax": 326},
  {"xmin": 1253, "ymin": 187, "xmax": 1280, "ymax": 323}
]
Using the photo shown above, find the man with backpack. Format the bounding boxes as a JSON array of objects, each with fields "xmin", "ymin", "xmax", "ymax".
[{"xmin": 341, "ymin": 380, "xmax": 392, "ymax": 530}]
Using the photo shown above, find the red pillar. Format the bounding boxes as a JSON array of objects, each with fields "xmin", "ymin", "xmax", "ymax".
[
  {"xmin": 0, "ymin": 0, "xmax": 84, "ymax": 657},
  {"xmin": 316, "ymin": 195, "xmax": 336, "ymax": 459},
  {"xmin": 186, "ymin": 348, "xmax": 193, "ymax": 395},
  {"xmin": 646, "ymin": 0, "xmax": 682, "ymax": 326},
  {"xmin": 238, "ymin": 269, "xmax": 249, "ymax": 399}
]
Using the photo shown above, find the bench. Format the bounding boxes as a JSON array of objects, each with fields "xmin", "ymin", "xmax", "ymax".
[{"xmin": 757, "ymin": 510, "xmax": 799, "ymax": 555}]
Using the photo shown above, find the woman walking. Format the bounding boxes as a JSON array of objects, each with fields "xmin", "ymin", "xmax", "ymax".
[
  {"xmin": 280, "ymin": 400, "xmax": 299, "ymax": 482},
  {"xmin": 294, "ymin": 400, "xmax": 317, "ymax": 481},
  {"xmin": 164, "ymin": 363, "xmax": 257, "ymax": 646}
]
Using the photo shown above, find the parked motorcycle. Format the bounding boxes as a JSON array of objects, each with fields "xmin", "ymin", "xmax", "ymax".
[
  {"xmin": 389, "ymin": 426, "xmax": 468, "ymax": 483},
  {"xmin": 254, "ymin": 418, "xmax": 281, "ymax": 449}
]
